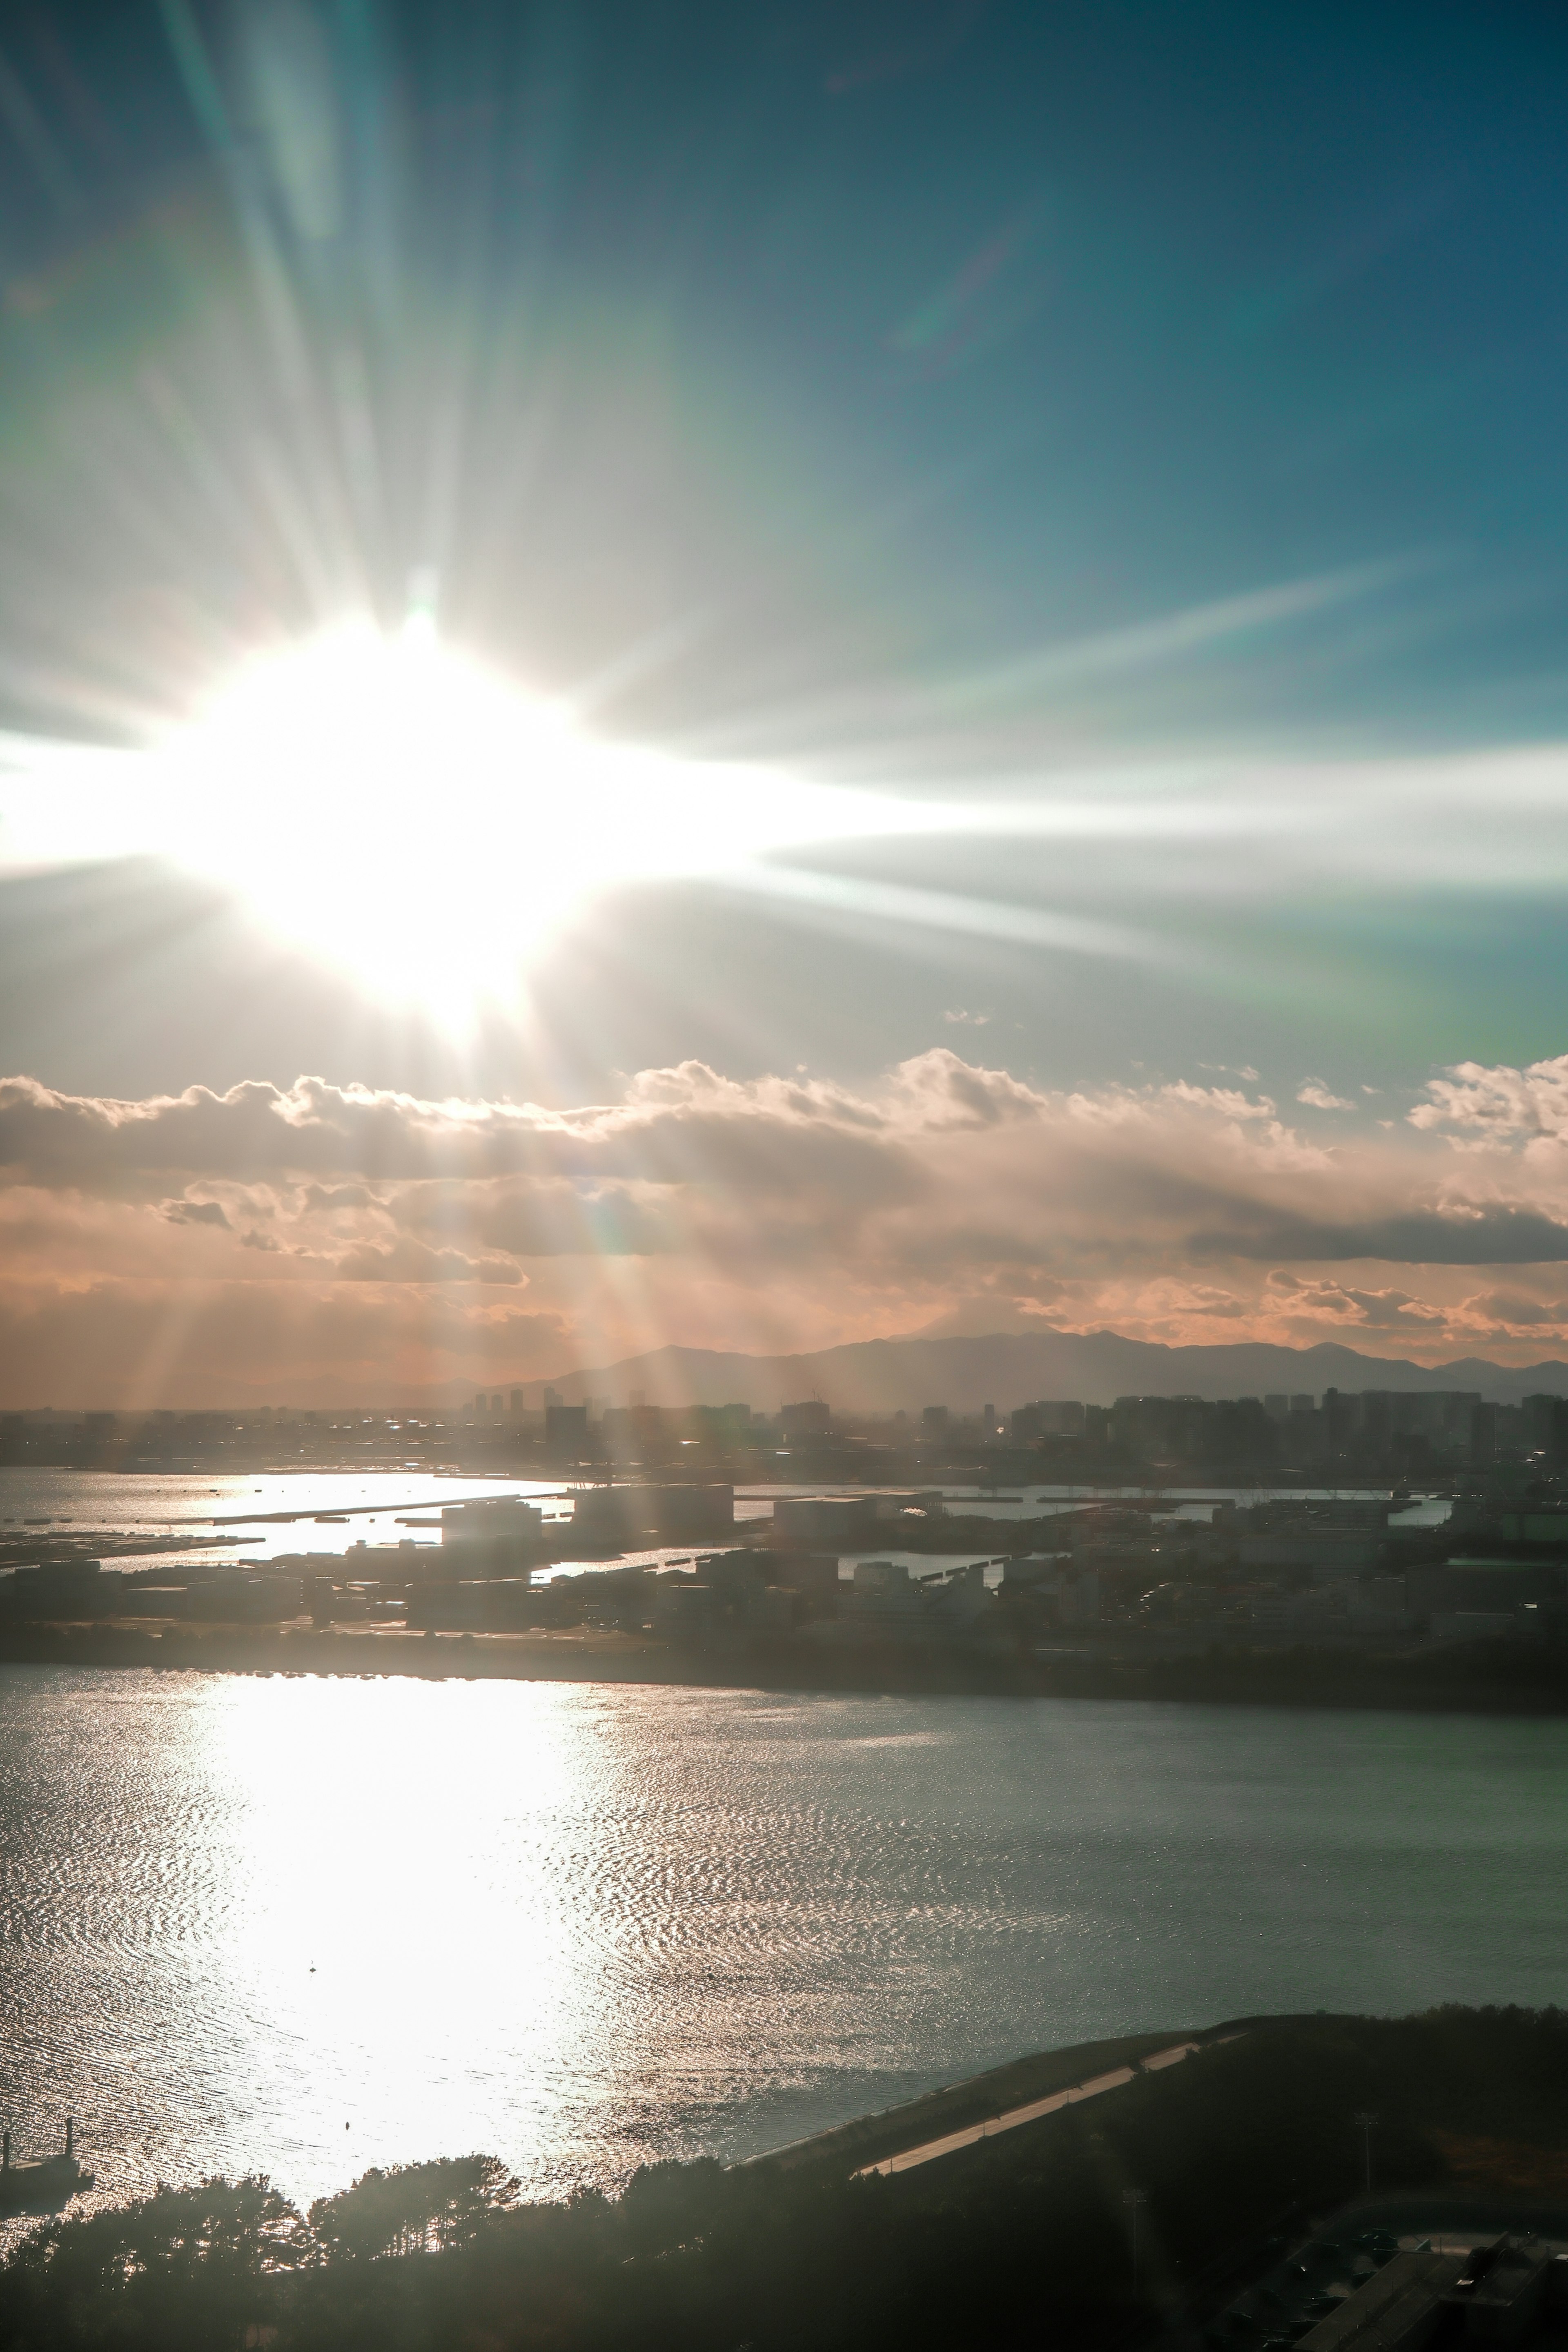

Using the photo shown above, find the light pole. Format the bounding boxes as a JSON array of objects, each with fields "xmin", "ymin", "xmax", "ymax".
[
  {"xmin": 1124, "ymin": 2188, "xmax": 1148, "ymax": 2296},
  {"xmin": 1355, "ymin": 2111, "xmax": 1379, "ymax": 2195}
]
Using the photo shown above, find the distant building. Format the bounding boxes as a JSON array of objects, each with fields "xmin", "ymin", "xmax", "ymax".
[
  {"xmin": 841, "ymin": 1558, "xmax": 922, "ymax": 1623},
  {"xmin": 440, "ymin": 1497, "xmax": 543, "ymax": 1576},
  {"xmin": 689, "ymin": 1402, "xmax": 751, "ymax": 1434},
  {"xmin": 1437, "ymin": 2234, "xmax": 1560, "ymax": 2341},
  {"xmin": 1002, "ymin": 1556, "xmax": 1100, "ymax": 1625},
  {"xmin": 827, "ymin": 1558, "xmax": 990, "ymax": 1641},
  {"xmin": 571, "ymin": 1485, "xmax": 734, "ymax": 1546},
  {"xmin": 772, "ymin": 1494, "xmax": 884, "ymax": 1548},
  {"xmin": 780, "ymin": 1400, "xmax": 831, "ymax": 1435},
  {"xmin": 2, "ymin": 1560, "xmax": 124, "ymax": 1618},
  {"xmin": 184, "ymin": 1572, "xmax": 303, "ymax": 1621},
  {"xmin": 1349, "ymin": 1573, "xmax": 1415, "ymax": 1632},
  {"xmin": 408, "ymin": 1577, "xmax": 542, "ymax": 1632},
  {"xmin": 1296, "ymin": 2246, "xmax": 1463, "ymax": 2352},
  {"xmin": 441, "ymin": 1498, "xmax": 542, "ymax": 1545},
  {"xmin": 1238, "ymin": 1526, "xmax": 1387, "ymax": 1576},
  {"xmin": 654, "ymin": 1581, "xmax": 717, "ymax": 1636},
  {"xmin": 1298, "ymin": 2234, "xmax": 1564, "ymax": 2352},
  {"xmin": 765, "ymin": 1552, "xmax": 841, "ymax": 1609},
  {"xmin": 544, "ymin": 1403, "xmax": 589, "ymax": 1450},
  {"xmin": 739, "ymin": 1584, "xmax": 794, "ymax": 1633},
  {"xmin": 1011, "ymin": 1400, "xmax": 1086, "ymax": 1441},
  {"xmin": 1522, "ymin": 1392, "xmax": 1568, "ymax": 1455}
]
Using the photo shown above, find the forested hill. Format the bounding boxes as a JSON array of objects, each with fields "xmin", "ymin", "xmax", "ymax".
[{"xmin": 3, "ymin": 2008, "xmax": 1565, "ymax": 2352}]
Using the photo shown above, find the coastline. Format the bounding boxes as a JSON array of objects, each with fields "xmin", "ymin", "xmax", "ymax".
[{"xmin": 0, "ymin": 1616, "xmax": 1563, "ymax": 1716}]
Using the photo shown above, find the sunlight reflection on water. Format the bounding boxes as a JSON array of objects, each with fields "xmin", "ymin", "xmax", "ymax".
[{"xmin": 0, "ymin": 1667, "xmax": 1562, "ymax": 2219}]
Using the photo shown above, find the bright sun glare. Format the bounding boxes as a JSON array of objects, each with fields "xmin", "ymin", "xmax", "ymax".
[
  {"xmin": 163, "ymin": 622, "xmax": 676, "ymax": 1019},
  {"xmin": 140, "ymin": 619, "xmax": 915, "ymax": 1026}
]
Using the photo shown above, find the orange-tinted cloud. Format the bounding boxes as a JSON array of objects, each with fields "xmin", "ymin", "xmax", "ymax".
[{"xmin": 9, "ymin": 1048, "xmax": 1568, "ymax": 1402}]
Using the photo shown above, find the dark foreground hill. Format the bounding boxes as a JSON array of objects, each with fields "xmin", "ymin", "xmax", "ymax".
[
  {"xmin": 541, "ymin": 1329, "xmax": 1568, "ymax": 1412},
  {"xmin": 4, "ymin": 2007, "xmax": 1566, "ymax": 2352}
]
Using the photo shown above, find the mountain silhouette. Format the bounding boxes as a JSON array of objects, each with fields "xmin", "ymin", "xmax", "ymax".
[{"xmin": 539, "ymin": 1328, "xmax": 1568, "ymax": 1412}]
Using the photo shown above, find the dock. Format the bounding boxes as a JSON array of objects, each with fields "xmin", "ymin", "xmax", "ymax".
[{"xmin": 0, "ymin": 2118, "xmax": 92, "ymax": 2216}]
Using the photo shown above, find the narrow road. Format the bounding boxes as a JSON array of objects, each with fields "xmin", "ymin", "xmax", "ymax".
[{"xmin": 855, "ymin": 2039, "xmax": 1207, "ymax": 2178}]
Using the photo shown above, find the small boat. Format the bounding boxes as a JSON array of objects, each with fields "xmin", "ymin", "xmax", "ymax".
[
  {"xmin": 314, "ymin": 1514, "xmax": 349, "ymax": 1524},
  {"xmin": 0, "ymin": 2118, "xmax": 92, "ymax": 2215}
]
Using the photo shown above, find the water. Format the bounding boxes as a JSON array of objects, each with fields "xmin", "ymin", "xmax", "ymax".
[
  {"xmin": 0, "ymin": 1667, "xmax": 1561, "ymax": 2222},
  {"xmin": 0, "ymin": 1467, "xmax": 579, "ymax": 1570}
]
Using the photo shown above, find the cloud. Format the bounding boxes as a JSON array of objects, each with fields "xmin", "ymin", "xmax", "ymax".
[
  {"xmin": 329, "ymin": 1238, "xmax": 527, "ymax": 1286},
  {"xmin": 301, "ymin": 1182, "xmax": 378, "ymax": 1211},
  {"xmin": 19, "ymin": 1043, "xmax": 1568, "ymax": 1398},
  {"xmin": 1411, "ymin": 1054, "xmax": 1568, "ymax": 1141},
  {"xmin": 159, "ymin": 1197, "xmax": 231, "ymax": 1228},
  {"xmin": 1187, "ymin": 1204, "xmax": 1568, "ymax": 1265},
  {"xmin": 1265, "ymin": 1271, "xmax": 1448, "ymax": 1329},
  {"xmin": 1461, "ymin": 1289, "xmax": 1568, "ymax": 1330},
  {"xmin": 1296, "ymin": 1078, "xmax": 1355, "ymax": 1111}
]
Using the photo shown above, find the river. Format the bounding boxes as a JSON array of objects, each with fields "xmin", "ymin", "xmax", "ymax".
[{"xmin": 0, "ymin": 1665, "xmax": 1561, "ymax": 2220}]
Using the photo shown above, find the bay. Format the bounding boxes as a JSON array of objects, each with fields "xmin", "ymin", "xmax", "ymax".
[{"xmin": 0, "ymin": 1665, "xmax": 1562, "ymax": 2221}]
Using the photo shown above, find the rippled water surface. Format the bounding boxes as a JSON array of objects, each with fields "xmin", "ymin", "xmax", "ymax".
[{"xmin": 0, "ymin": 1667, "xmax": 1563, "ymax": 2215}]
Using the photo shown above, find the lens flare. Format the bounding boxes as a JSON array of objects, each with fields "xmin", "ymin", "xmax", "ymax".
[
  {"xmin": 158, "ymin": 622, "xmax": 587, "ymax": 1019},
  {"xmin": 127, "ymin": 620, "xmax": 953, "ymax": 1026}
]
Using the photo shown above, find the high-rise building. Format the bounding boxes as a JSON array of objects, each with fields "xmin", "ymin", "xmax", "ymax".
[
  {"xmin": 545, "ymin": 1403, "xmax": 589, "ymax": 1451},
  {"xmin": 1470, "ymin": 1402, "xmax": 1498, "ymax": 1467}
]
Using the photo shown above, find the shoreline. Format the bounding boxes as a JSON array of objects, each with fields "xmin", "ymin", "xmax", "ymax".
[{"xmin": 0, "ymin": 1618, "xmax": 1563, "ymax": 1716}]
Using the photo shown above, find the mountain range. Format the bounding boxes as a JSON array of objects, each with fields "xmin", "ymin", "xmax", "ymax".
[{"xmin": 536, "ymin": 1329, "xmax": 1568, "ymax": 1413}]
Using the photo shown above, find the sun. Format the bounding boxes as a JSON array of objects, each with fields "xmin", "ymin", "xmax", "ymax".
[
  {"xmin": 0, "ymin": 614, "xmax": 962, "ymax": 1029},
  {"xmin": 156, "ymin": 620, "xmax": 618, "ymax": 1021},
  {"xmin": 142, "ymin": 618, "xmax": 947, "ymax": 1026}
]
